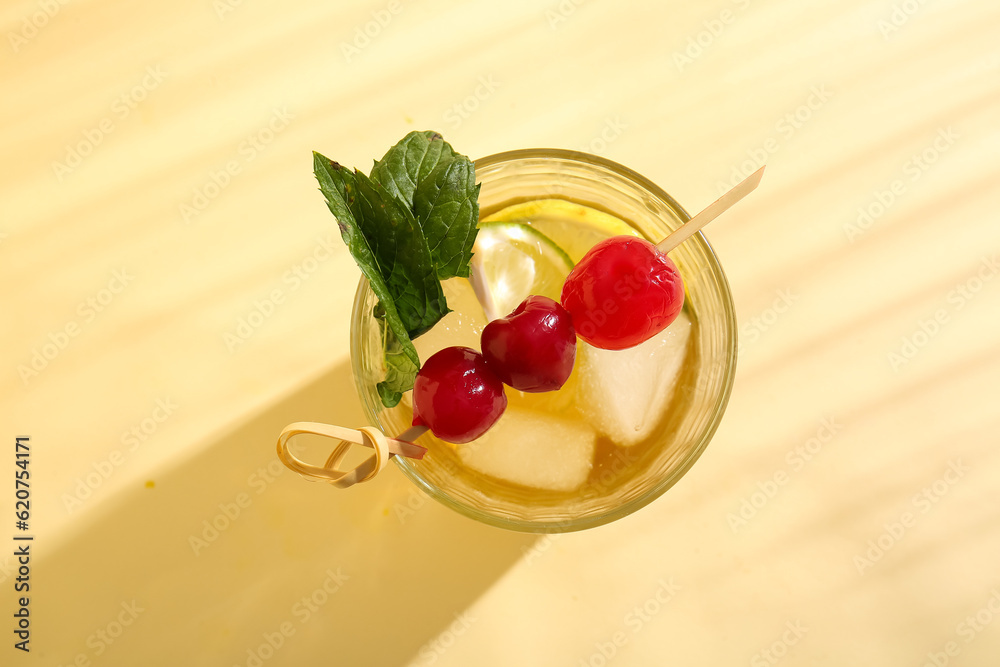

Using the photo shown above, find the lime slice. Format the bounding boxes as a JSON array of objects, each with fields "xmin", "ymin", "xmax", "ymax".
[
  {"xmin": 483, "ymin": 198, "xmax": 641, "ymax": 264},
  {"xmin": 473, "ymin": 221, "xmax": 574, "ymax": 317}
]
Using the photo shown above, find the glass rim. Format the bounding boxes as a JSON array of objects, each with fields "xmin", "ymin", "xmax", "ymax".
[{"xmin": 351, "ymin": 148, "xmax": 738, "ymax": 533}]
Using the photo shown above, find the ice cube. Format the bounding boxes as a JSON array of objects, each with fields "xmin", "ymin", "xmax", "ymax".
[
  {"xmin": 456, "ymin": 408, "xmax": 596, "ymax": 492},
  {"xmin": 577, "ymin": 312, "xmax": 692, "ymax": 446}
]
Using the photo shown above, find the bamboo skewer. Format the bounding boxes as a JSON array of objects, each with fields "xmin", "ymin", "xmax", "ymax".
[
  {"xmin": 277, "ymin": 422, "xmax": 428, "ymax": 488},
  {"xmin": 467, "ymin": 260, "xmax": 502, "ymax": 322},
  {"xmin": 656, "ymin": 166, "xmax": 764, "ymax": 254}
]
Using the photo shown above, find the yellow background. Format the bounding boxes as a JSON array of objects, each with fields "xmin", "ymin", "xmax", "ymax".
[{"xmin": 2, "ymin": 0, "xmax": 999, "ymax": 664}]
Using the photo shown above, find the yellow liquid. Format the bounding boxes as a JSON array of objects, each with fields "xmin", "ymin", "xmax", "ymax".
[{"xmin": 386, "ymin": 199, "xmax": 700, "ymax": 512}]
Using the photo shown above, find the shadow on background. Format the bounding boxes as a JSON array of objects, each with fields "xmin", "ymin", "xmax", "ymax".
[{"xmin": 37, "ymin": 360, "xmax": 536, "ymax": 666}]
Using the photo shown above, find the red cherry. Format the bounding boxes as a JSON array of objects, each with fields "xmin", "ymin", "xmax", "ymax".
[
  {"xmin": 481, "ymin": 295, "xmax": 577, "ymax": 392},
  {"xmin": 412, "ymin": 346, "xmax": 507, "ymax": 444},
  {"xmin": 560, "ymin": 236, "xmax": 684, "ymax": 350}
]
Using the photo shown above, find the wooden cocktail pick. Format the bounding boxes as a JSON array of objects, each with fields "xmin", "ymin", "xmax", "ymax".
[
  {"xmin": 657, "ymin": 166, "xmax": 764, "ymax": 253},
  {"xmin": 277, "ymin": 422, "xmax": 428, "ymax": 488},
  {"xmin": 468, "ymin": 260, "xmax": 502, "ymax": 322}
]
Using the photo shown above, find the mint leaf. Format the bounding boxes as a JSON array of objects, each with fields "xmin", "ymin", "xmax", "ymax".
[
  {"xmin": 372, "ymin": 131, "xmax": 480, "ymax": 280},
  {"xmin": 314, "ymin": 153, "xmax": 436, "ymax": 407},
  {"xmin": 315, "ymin": 153, "xmax": 448, "ymax": 337},
  {"xmin": 313, "ymin": 154, "xmax": 420, "ymax": 345},
  {"xmin": 376, "ymin": 321, "xmax": 419, "ymax": 408},
  {"xmin": 348, "ymin": 170, "xmax": 450, "ymax": 335},
  {"xmin": 371, "ymin": 130, "xmax": 458, "ymax": 205},
  {"xmin": 314, "ymin": 132, "xmax": 480, "ymax": 410},
  {"xmin": 413, "ymin": 158, "xmax": 480, "ymax": 279}
]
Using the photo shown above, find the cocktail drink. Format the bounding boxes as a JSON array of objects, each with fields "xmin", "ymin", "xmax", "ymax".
[{"xmin": 349, "ymin": 149, "xmax": 738, "ymax": 532}]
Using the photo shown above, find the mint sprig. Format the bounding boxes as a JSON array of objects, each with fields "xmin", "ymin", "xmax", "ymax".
[{"xmin": 314, "ymin": 131, "xmax": 480, "ymax": 408}]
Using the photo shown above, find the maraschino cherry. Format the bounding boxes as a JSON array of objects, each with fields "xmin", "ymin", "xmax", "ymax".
[
  {"xmin": 560, "ymin": 236, "xmax": 684, "ymax": 350},
  {"xmin": 481, "ymin": 295, "xmax": 576, "ymax": 392},
  {"xmin": 412, "ymin": 346, "xmax": 507, "ymax": 444}
]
